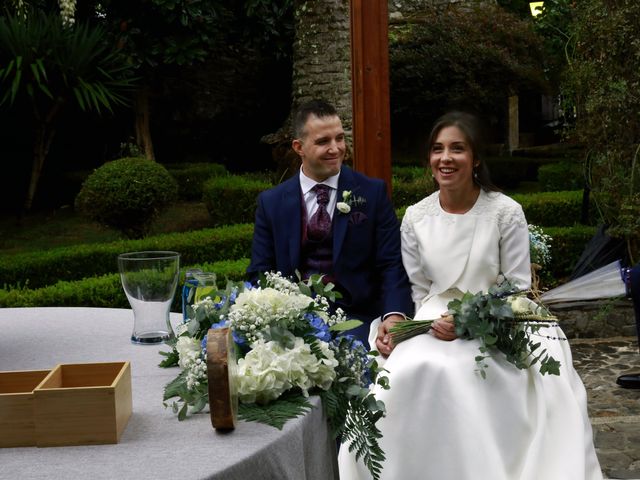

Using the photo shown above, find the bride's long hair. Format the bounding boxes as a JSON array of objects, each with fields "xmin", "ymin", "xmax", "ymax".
[{"xmin": 427, "ymin": 111, "xmax": 499, "ymax": 192}]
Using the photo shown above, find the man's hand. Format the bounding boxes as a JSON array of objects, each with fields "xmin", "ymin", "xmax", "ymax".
[
  {"xmin": 375, "ymin": 314, "xmax": 404, "ymax": 358},
  {"xmin": 430, "ymin": 314, "xmax": 457, "ymax": 341}
]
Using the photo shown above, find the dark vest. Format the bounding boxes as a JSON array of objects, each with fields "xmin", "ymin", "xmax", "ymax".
[{"xmin": 300, "ymin": 195, "xmax": 335, "ymax": 282}]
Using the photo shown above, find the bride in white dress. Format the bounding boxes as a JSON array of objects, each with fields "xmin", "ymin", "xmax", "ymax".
[{"xmin": 338, "ymin": 112, "xmax": 602, "ymax": 480}]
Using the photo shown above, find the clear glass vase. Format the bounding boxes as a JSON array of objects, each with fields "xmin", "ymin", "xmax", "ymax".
[{"xmin": 117, "ymin": 251, "xmax": 180, "ymax": 344}]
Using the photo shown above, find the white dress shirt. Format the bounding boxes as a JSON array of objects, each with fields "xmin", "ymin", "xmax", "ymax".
[{"xmin": 299, "ymin": 168, "xmax": 340, "ymax": 220}]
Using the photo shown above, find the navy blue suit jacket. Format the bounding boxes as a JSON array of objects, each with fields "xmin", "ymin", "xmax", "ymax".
[{"xmin": 247, "ymin": 166, "xmax": 413, "ymax": 341}]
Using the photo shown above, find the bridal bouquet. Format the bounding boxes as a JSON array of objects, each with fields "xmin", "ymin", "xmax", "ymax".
[
  {"xmin": 390, "ymin": 280, "xmax": 561, "ymax": 378},
  {"xmin": 161, "ymin": 272, "xmax": 388, "ymax": 480}
]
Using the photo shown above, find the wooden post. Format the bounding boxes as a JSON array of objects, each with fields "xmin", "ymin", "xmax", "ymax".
[
  {"xmin": 350, "ymin": 0, "xmax": 392, "ymax": 193},
  {"xmin": 508, "ymin": 95, "xmax": 519, "ymax": 153}
]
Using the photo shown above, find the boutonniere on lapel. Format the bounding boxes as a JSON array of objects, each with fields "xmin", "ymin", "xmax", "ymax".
[{"xmin": 336, "ymin": 190, "xmax": 366, "ymax": 215}]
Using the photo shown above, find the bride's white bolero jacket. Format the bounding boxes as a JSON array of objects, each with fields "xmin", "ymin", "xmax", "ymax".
[{"xmin": 400, "ymin": 189, "xmax": 532, "ymax": 317}]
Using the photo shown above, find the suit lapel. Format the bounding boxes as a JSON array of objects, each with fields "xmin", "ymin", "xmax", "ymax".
[
  {"xmin": 333, "ymin": 167, "xmax": 354, "ymax": 264},
  {"xmin": 281, "ymin": 176, "xmax": 302, "ymax": 269}
]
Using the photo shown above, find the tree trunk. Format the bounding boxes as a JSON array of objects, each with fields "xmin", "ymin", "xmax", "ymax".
[
  {"xmin": 265, "ymin": 0, "xmax": 353, "ymax": 177},
  {"xmin": 22, "ymin": 98, "xmax": 64, "ymax": 213},
  {"xmin": 291, "ymin": 0, "xmax": 352, "ymax": 131},
  {"xmin": 135, "ymin": 86, "xmax": 155, "ymax": 161}
]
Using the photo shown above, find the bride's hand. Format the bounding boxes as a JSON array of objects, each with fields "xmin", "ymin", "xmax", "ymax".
[
  {"xmin": 430, "ymin": 314, "xmax": 457, "ymax": 341},
  {"xmin": 376, "ymin": 314, "xmax": 403, "ymax": 357}
]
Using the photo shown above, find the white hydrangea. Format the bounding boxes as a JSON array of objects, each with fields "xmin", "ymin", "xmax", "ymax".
[{"xmin": 236, "ymin": 338, "xmax": 337, "ymax": 404}]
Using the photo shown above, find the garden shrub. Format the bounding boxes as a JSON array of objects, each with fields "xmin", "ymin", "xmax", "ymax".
[
  {"xmin": 0, "ymin": 224, "xmax": 254, "ymax": 290},
  {"xmin": 538, "ymin": 161, "xmax": 585, "ymax": 192},
  {"xmin": 513, "ymin": 190, "xmax": 595, "ymax": 227},
  {"xmin": 392, "ymin": 165, "xmax": 427, "ymax": 182},
  {"xmin": 75, "ymin": 157, "xmax": 178, "ymax": 238},
  {"xmin": 392, "ymin": 176, "xmax": 436, "ymax": 209},
  {"xmin": 389, "ymin": 3, "xmax": 546, "ymax": 144},
  {"xmin": 0, "ymin": 258, "xmax": 250, "ymax": 309},
  {"xmin": 202, "ymin": 175, "xmax": 271, "ymax": 226},
  {"xmin": 564, "ymin": 0, "xmax": 640, "ymax": 260},
  {"xmin": 164, "ymin": 162, "xmax": 227, "ymax": 200}
]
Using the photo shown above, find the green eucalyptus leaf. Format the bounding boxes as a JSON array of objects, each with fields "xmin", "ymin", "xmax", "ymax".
[{"xmin": 329, "ymin": 319, "xmax": 362, "ymax": 332}]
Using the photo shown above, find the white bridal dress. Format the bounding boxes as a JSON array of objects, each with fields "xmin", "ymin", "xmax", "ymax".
[{"xmin": 338, "ymin": 190, "xmax": 602, "ymax": 480}]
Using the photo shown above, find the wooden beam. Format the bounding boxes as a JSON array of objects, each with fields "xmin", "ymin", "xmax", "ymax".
[{"xmin": 350, "ymin": 0, "xmax": 392, "ymax": 193}]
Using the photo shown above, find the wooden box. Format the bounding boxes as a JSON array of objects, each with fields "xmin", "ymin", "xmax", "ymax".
[
  {"xmin": 0, "ymin": 370, "xmax": 50, "ymax": 447},
  {"xmin": 34, "ymin": 361, "xmax": 132, "ymax": 447}
]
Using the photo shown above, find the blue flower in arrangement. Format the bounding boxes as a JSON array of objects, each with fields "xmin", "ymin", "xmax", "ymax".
[{"xmin": 306, "ymin": 312, "xmax": 331, "ymax": 342}]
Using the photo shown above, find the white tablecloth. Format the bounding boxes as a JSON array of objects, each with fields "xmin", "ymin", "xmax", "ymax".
[{"xmin": 0, "ymin": 307, "xmax": 338, "ymax": 480}]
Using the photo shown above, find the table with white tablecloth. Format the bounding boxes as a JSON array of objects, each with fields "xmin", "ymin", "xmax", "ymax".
[{"xmin": 0, "ymin": 307, "xmax": 338, "ymax": 480}]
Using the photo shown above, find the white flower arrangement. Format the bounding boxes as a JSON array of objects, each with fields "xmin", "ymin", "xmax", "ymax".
[
  {"xmin": 237, "ymin": 337, "xmax": 338, "ymax": 403},
  {"xmin": 161, "ymin": 271, "xmax": 388, "ymax": 479}
]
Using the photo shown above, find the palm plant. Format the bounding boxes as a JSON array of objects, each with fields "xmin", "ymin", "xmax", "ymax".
[{"xmin": 0, "ymin": 10, "xmax": 137, "ymax": 213}]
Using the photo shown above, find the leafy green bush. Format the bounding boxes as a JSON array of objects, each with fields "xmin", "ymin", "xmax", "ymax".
[
  {"xmin": 0, "ymin": 224, "xmax": 254, "ymax": 290},
  {"xmin": 513, "ymin": 190, "xmax": 594, "ymax": 227},
  {"xmin": 392, "ymin": 165, "xmax": 427, "ymax": 182},
  {"xmin": 164, "ymin": 163, "xmax": 227, "ymax": 200},
  {"xmin": 564, "ymin": 0, "xmax": 640, "ymax": 259},
  {"xmin": 397, "ymin": 190, "xmax": 593, "ymax": 227},
  {"xmin": 392, "ymin": 176, "xmax": 436, "ymax": 209},
  {"xmin": 75, "ymin": 157, "xmax": 178, "ymax": 238},
  {"xmin": 389, "ymin": 3, "xmax": 546, "ymax": 137},
  {"xmin": 0, "ymin": 259, "xmax": 250, "ymax": 309},
  {"xmin": 537, "ymin": 161, "xmax": 585, "ymax": 192},
  {"xmin": 202, "ymin": 175, "xmax": 272, "ymax": 226}
]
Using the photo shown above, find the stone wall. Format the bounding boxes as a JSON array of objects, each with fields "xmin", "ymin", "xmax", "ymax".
[{"xmin": 552, "ymin": 301, "xmax": 638, "ymax": 339}]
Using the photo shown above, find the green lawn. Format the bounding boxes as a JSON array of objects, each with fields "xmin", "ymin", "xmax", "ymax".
[{"xmin": 0, "ymin": 201, "xmax": 212, "ymax": 256}]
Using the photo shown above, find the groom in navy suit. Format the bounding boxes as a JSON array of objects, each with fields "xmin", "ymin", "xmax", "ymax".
[{"xmin": 247, "ymin": 99, "xmax": 412, "ymax": 347}]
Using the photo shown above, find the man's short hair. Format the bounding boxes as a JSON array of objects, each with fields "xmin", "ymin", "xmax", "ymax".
[{"xmin": 292, "ymin": 99, "xmax": 339, "ymax": 139}]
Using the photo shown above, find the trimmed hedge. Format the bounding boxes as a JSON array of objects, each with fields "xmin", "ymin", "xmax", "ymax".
[
  {"xmin": 0, "ymin": 224, "xmax": 254, "ymax": 290},
  {"xmin": 537, "ymin": 161, "xmax": 585, "ymax": 192},
  {"xmin": 542, "ymin": 225, "xmax": 596, "ymax": 280},
  {"xmin": 0, "ymin": 224, "xmax": 596, "ymax": 308},
  {"xmin": 165, "ymin": 162, "xmax": 228, "ymax": 200},
  {"xmin": 202, "ymin": 176, "xmax": 272, "ymax": 226},
  {"xmin": 396, "ymin": 190, "xmax": 593, "ymax": 228},
  {"xmin": 392, "ymin": 165, "xmax": 427, "ymax": 181},
  {"xmin": 513, "ymin": 190, "xmax": 595, "ymax": 227},
  {"xmin": 0, "ymin": 259, "xmax": 250, "ymax": 309},
  {"xmin": 392, "ymin": 176, "xmax": 436, "ymax": 209}
]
